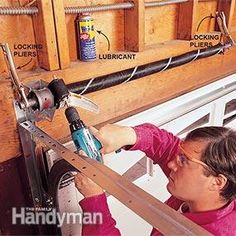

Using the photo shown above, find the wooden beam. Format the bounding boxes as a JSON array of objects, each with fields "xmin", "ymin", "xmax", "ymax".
[
  {"xmin": 32, "ymin": 0, "xmax": 59, "ymax": 70},
  {"xmin": 177, "ymin": 0, "xmax": 199, "ymax": 40},
  {"xmin": 20, "ymin": 40, "xmax": 193, "ymax": 83},
  {"xmin": 216, "ymin": 0, "xmax": 236, "ymax": 30},
  {"xmin": 51, "ymin": 0, "xmax": 70, "ymax": 69},
  {"xmin": 124, "ymin": 0, "xmax": 145, "ymax": 52}
]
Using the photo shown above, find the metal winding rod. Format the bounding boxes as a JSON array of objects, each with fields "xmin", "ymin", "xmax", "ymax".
[
  {"xmin": 0, "ymin": 43, "xmax": 29, "ymax": 108},
  {"xmin": 216, "ymin": 11, "xmax": 235, "ymax": 46}
]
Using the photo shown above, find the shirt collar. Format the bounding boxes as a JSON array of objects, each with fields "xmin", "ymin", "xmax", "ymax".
[{"xmin": 183, "ymin": 200, "xmax": 236, "ymax": 225}]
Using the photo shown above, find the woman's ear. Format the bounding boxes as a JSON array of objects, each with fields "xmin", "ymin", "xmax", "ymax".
[{"xmin": 209, "ymin": 174, "xmax": 227, "ymax": 191}]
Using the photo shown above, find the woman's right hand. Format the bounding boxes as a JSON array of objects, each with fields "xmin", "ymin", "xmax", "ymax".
[{"xmin": 90, "ymin": 124, "xmax": 137, "ymax": 154}]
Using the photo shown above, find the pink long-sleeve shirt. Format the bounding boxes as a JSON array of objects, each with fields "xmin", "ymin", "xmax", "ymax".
[{"xmin": 80, "ymin": 123, "xmax": 236, "ymax": 236}]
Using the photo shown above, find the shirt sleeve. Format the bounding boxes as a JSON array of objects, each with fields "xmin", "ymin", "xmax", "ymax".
[
  {"xmin": 126, "ymin": 123, "xmax": 181, "ymax": 176},
  {"xmin": 79, "ymin": 193, "xmax": 121, "ymax": 236}
]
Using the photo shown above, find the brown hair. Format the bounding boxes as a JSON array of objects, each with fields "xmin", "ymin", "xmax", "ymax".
[{"xmin": 185, "ymin": 126, "xmax": 236, "ymax": 202}]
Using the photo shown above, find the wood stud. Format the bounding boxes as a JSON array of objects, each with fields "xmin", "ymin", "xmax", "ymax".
[
  {"xmin": 51, "ymin": 0, "xmax": 70, "ymax": 69},
  {"xmin": 124, "ymin": 0, "xmax": 145, "ymax": 52},
  {"xmin": 177, "ymin": 0, "xmax": 199, "ymax": 40},
  {"xmin": 32, "ymin": 0, "xmax": 59, "ymax": 70}
]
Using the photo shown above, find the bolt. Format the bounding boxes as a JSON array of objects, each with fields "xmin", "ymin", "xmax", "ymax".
[{"xmin": 34, "ymin": 197, "xmax": 39, "ymax": 203}]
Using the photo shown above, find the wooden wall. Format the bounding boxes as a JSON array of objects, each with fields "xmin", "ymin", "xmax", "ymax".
[
  {"xmin": 0, "ymin": 0, "xmax": 38, "ymax": 73},
  {"xmin": 0, "ymin": 0, "xmax": 236, "ymax": 162},
  {"xmin": 64, "ymin": 0, "xmax": 125, "ymax": 61}
]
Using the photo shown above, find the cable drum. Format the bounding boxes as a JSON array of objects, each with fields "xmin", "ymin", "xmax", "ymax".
[{"xmin": 47, "ymin": 159, "xmax": 79, "ymax": 235}]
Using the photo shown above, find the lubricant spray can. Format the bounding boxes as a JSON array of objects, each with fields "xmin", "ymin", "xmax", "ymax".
[
  {"xmin": 75, "ymin": 13, "xmax": 96, "ymax": 61},
  {"xmin": 65, "ymin": 107, "xmax": 103, "ymax": 163}
]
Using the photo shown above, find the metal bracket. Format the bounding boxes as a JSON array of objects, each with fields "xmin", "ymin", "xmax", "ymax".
[
  {"xmin": 19, "ymin": 121, "xmax": 211, "ymax": 236},
  {"xmin": 18, "ymin": 121, "xmax": 49, "ymax": 206},
  {"xmin": 15, "ymin": 101, "xmax": 53, "ymax": 208}
]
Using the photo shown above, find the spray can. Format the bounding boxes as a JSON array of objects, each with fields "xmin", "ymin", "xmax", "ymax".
[
  {"xmin": 65, "ymin": 107, "xmax": 103, "ymax": 163},
  {"xmin": 75, "ymin": 13, "xmax": 96, "ymax": 61}
]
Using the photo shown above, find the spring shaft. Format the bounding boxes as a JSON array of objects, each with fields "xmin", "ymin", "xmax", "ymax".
[
  {"xmin": 65, "ymin": 2, "xmax": 134, "ymax": 14},
  {"xmin": 0, "ymin": 1, "xmax": 189, "ymax": 15},
  {"xmin": 0, "ymin": 6, "xmax": 38, "ymax": 15},
  {"xmin": 145, "ymin": 0, "xmax": 188, "ymax": 8}
]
